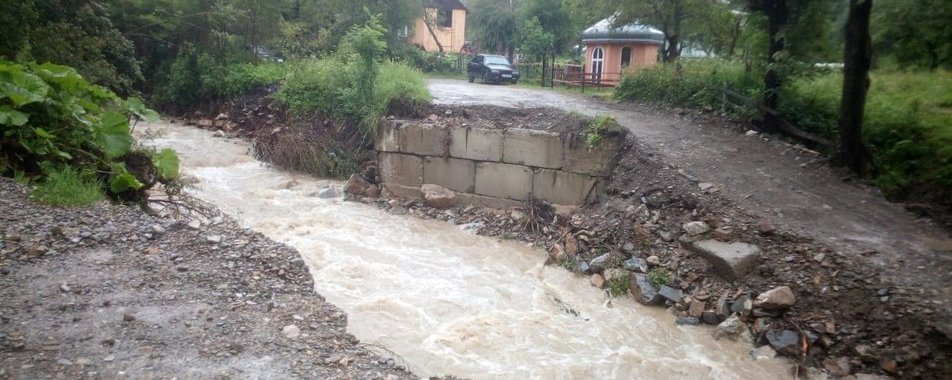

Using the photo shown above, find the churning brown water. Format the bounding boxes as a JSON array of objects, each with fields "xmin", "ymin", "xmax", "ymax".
[{"xmin": 143, "ymin": 122, "xmax": 791, "ymax": 379}]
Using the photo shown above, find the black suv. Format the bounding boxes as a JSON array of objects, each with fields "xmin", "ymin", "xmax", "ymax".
[{"xmin": 467, "ymin": 54, "xmax": 520, "ymax": 84}]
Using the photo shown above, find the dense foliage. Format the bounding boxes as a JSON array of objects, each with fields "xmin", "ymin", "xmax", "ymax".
[{"xmin": 0, "ymin": 60, "xmax": 179, "ymax": 205}]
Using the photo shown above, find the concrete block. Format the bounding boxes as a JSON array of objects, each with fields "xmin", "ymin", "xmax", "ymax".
[
  {"xmin": 562, "ymin": 135, "xmax": 622, "ymax": 174},
  {"xmin": 503, "ymin": 129, "xmax": 563, "ymax": 169},
  {"xmin": 475, "ymin": 162, "xmax": 533, "ymax": 200},
  {"xmin": 375, "ymin": 121, "xmax": 400, "ymax": 152},
  {"xmin": 423, "ymin": 156, "xmax": 476, "ymax": 193},
  {"xmin": 379, "ymin": 153, "xmax": 423, "ymax": 187},
  {"xmin": 682, "ymin": 240, "xmax": 761, "ymax": 281},
  {"xmin": 532, "ymin": 169, "xmax": 597, "ymax": 205},
  {"xmin": 449, "ymin": 127, "xmax": 504, "ymax": 162},
  {"xmin": 399, "ymin": 122, "xmax": 447, "ymax": 156}
]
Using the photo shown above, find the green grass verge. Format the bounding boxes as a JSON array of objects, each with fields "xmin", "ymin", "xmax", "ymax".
[{"xmin": 31, "ymin": 166, "xmax": 103, "ymax": 206}]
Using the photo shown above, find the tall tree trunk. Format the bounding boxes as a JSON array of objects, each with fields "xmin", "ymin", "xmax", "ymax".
[
  {"xmin": 761, "ymin": 0, "xmax": 788, "ymax": 133},
  {"xmin": 664, "ymin": 34, "xmax": 681, "ymax": 62},
  {"xmin": 836, "ymin": 0, "xmax": 873, "ymax": 173},
  {"xmin": 423, "ymin": 13, "xmax": 444, "ymax": 53}
]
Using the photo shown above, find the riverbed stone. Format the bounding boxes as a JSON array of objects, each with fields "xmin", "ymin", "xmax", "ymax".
[
  {"xmin": 590, "ymin": 274, "xmax": 605, "ymax": 288},
  {"xmin": 714, "ymin": 314, "xmax": 750, "ymax": 342},
  {"xmin": 752, "ymin": 345, "xmax": 778, "ymax": 360},
  {"xmin": 682, "ymin": 221, "xmax": 711, "ymax": 236},
  {"xmin": 658, "ymin": 285, "xmax": 682, "ymax": 303},
  {"xmin": 766, "ymin": 329, "xmax": 801, "ymax": 356},
  {"xmin": 688, "ymin": 300, "xmax": 706, "ymax": 318},
  {"xmin": 622, "ymin": 257, "xmax": 649, "ymax": 273},
  {"xmin": 421, "ymin": 184, "xmax": 457, "ymax": 209},
  {"xmin": 630, "ymin": 273, "xmax": 663, "ymax": 305},
  {"xmin": 675, "ymin": 317, "xmax": 700, "ymax": 326},
  {"xmin": 754, "ymin": 286, "xmax": 797, "ymax": 310},
  {"xmin": 682, "ymin": 239, "xmax": 761, "ymax": 281},
  {"xmin": 731, "ymin": 294, "xmax": 753, "ymax": 316},
  {"xmin": 588, "ymin": 252, "xmax": 612, "ymax": 273}
]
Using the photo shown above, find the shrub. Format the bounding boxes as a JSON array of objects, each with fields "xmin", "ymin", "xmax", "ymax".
[
  {"xmin": 31, "ymin": 166, "xmax": 103, "ymax": 206},
  {"xmin": 0, "ymin": 60, "xmax": 179, "ymax": 202},
  {"xmin": 648, "ymin": 268, "xmax": 670, "ymax": 289},
  {"xmin": 607, "ymin": 273, "xmax": 631, "ymax": 297},
  {"xmin": 615, "ymin": 59, "xmax": 762, "ymax": 111},
  {"xmin": 391, "ymin": 45, "xmax": 459, "ymax": 74}
]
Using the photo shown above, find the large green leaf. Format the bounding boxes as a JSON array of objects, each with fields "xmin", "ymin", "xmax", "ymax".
[
  {"xmin": 93, "ymin": 111, "xmax": 133, "ymax": 158},
  {"xmin": 123, "ymin": 97, "xmax": 160, "ymax": 122},
  {"xmin": 0, "ymin": 70, "xmax": 49, "ymax": 106},
  {"xmin": 152, "ymin": 148, "xmax": 180, "ymax": 180},
  {"xmin": 109, "ymin": 163, "xmax": 144, "ymax": 193},
  {"xmin": 0, "ymin": 106, "xmax": 28, "ymax": 126}
]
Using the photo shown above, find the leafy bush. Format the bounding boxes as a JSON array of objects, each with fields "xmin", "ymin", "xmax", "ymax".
[
  {"xmin": 0, "ymin": 60, "xmax": 179, "ymax": 202},
  {"xmin": 391, "ymin": 45, "xmax": 459, "ymax": 74},
  {"xmin": 31, "ymin": 166, "xmax": 103, "ymax": 206},
  {"xmin": 615, "ymin": 59, "xmax": 762, "ymax": 111},
  {"xmin": 275, "ymin": 16, "xmax": 430, "ymax": 133},
  {"xmin": 154, "ymin": 47, "xmax": 286, "ymax": 110}
]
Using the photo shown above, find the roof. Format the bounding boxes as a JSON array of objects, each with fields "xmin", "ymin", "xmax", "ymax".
[
  {"xmin": 581, "ymin": 17, "xmax": 665, "ymax": 45},
  {"xmin": 423, "ymin": 0, "xmax": 467, "ymax": 11}
]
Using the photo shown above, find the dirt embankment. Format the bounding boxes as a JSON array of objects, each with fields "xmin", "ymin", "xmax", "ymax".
[
  {"xmin": 0, "ymin": 178, "xmax": 419, "ymax": 379},
  {"xmin": 347, "ymin": 106, "xmax": 951, "ymax": 380}
]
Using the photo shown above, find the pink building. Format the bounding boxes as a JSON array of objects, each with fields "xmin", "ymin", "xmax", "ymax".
[{"xmin": 581, "ymin": 18, "xmax": 664, "ymax": 85}]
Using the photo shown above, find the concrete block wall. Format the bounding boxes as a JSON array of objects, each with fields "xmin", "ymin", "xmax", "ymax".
[{"xmin": 376, "ymin": 120, "xmax": 624, "ymax": 207}]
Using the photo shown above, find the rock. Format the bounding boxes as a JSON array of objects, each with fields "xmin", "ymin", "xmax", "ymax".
[
  {"xmin": 510, "ymin": 210, "xmax": 525, "ymax": 221},
  {"xmin": 646, "ymin": 255, "xmax": 661, "ymax": 266},
  {"xmin": 282, "ymin": 324, "xmax": 301, "ymax": 339},
  {"xmin": 546, "ymin": 244, "xmax": 566, "ymax": 264},
  {"xmin": 187, "ymin": 220, "xmax": 202, "ymax": 230},
  {"xmin": 215, "ymin": 113, "xmax": 228, "ymax": 121},
  {"xmin": 675, "ymin": 317, "xmax": 700, "ymax": 326},
  {"xmin": 122, "ymin": 313, "xmax": 136, "ymax": 322},
  {"xmin": 765, "ymin": 329, "xmax": 800, "ymax": 356},
  {"xmin": 698, "ymin": 183, "xmax": 715, "ymax": 192},
  {"xmin": 603, "ymin": 268, "xmax": 627, "ymax": 282},
  {"xmin": 715, "ymin": 291, "xmax": 731, "ymax": 321},
  {"xmin": 745, "ymin": 130, "xmax": 759, "ymax": 137},
  {"xmin": 622, "ymin": 257, "xmax": 649, "ymax": 273},
  {"xmin": 658, "ymin": 285, "xmax": 682, "ymax": 303},
  {"xmin": 682, "ymin": 221, "xmax": 711, "ymax": 236},
  {"xmin": 823, "ymin": 356, "xmax": 852, "ymax": 377},
  {"xmin": 630, "ymin": 273, "xmax": 663, "ymax": 305},
  {"xmin": 151, "ymin": 224, "xmax": 166, "ymax": 234},
  {"xmin": 753, "ymin": 286, "xmax": 797, "ymax": 310},
  {"xmin": 688, "ymin": 300, "xmax": 706, "ymax": 318},
  {"xmin": 206, "ymin": 235, "xmax": 222, "ymax": 244},
  {"xmin": 314, "ymin": 187, "xmax": 337, "ymax": 198},
  {"xmin": 730, "ymin": 294, "xmax": 753, "ymax": 316},
  {"xmin": 701, "ymin": 310, "xmax": 720, "ymax": 325},
  {"xmin": 574, "ymin": 261, "xmax": 591, "ymax": 275},
  {"xmin": 213, "ymin": 129, "xmax": 226, "ymax": 138},
  {"xmin": 853, "ymin": 374, "xmax": 892, "ymax": 380},
  {"xmin": 343, "ymin": 174, "xmax": 379, "ymax": 198},
  {"xmin": 682, "ymin": 240, "xmax": 761, "ymax": 281},
  {"xmin": 751, "ymin": 345, "xmax": 777, "ymax": 360},
  {"xmin": 588, "ymin": 252, "xmax": 612, "ymax": 273},
  {"xmin": 713, "ymin": 314, "xmax": 749, "ymax": 341},
  {"xmin": 421, "ymin": 184, "xmax": 456, "ymax": 209},
  {"xmin": 590, "ymin": 274, "xmax": 605, "ymax": 288},
  {"xmin": 713, "ymin": 226, "xmax": 732, "ymax": 242},
  {"xmin": 881, "ymin": 358, "xmax": 898, "ymax": 375},
  {"xmin": 197, "ymin": 119, "xmax": 213, "ymax": 128},
  {"xmin": 622, "ymin": 242, "xmax": 636, "ymax": 253}
]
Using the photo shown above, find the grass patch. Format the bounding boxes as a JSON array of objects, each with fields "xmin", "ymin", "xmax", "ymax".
[
  {"xmin": 31, "ymin": 166, "xmax": 103, "ymax": 206},
  {"xmin": 648, "ymin": 268, "xmax": 671, "ymax": 289},
  {"xmin": 607, "ymin": 272, "xmax": 631, "ymax": 296}
]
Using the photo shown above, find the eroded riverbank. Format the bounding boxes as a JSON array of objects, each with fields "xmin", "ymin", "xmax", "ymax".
[{"xmin": 142, "ymin": 121, "xmax": 793, "ymax": 379}]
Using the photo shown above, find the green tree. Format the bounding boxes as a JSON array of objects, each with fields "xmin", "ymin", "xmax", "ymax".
[
  {"xmin": 872, "ymin": 0, "xmax": 952, "ymax": 70},
  {"xmin": 607, "ymin": 0, "xmax": 732, "ymax": 62},
  {"xmin": 471, "ymin": 0, "xmax": 518, "ymax": 57},
  {"xmin": 519, "ymin": 17, "xmax": 554, "ymax": 61},
  {"xmin": 518, "ymin": 0, "xmax": 578, "ymax": 54}
]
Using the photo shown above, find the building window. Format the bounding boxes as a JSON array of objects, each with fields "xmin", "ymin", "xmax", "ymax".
[
  {"xmin": 621, "ymin": 47, "xmax": 632, "ymax": 67},
  {"xmin": 591, "ymin": 47, "xmax": 604, "ymax": 79},
  {"xmin": 438, "ymin": 9, "xmax": 453, "ymax": 27}
]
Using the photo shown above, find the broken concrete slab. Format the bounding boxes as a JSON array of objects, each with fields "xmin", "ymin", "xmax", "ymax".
[{"xmin": 683, "ymin": 239, "xmax": 761, "ymax": 281}]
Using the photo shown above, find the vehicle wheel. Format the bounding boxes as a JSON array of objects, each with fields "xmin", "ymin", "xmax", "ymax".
[
  {"xmin": 468, "ymin": 74, "xmax": 474, "ymax": 83},
  {"xmin": 511, "ymin": 80, "xmax": 518, "ymax": 85},
  {"xmin": 483, "ymin": 72, "xmax": 491, "ymax": 84}
]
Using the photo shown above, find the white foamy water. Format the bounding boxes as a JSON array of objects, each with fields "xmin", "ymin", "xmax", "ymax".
[{"xmin": 142, "ymin": 122, "xmax": 792, "ymax": 380}]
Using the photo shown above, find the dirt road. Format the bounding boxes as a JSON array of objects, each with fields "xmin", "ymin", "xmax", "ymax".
[{"xmin": 428, "ymin": 79, "xmax": 952, "ymax": 326}]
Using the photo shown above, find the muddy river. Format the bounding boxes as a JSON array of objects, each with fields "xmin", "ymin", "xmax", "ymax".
[{"xmin": 143, "ymin": 122, "xmax": 791, "ymax": 379}]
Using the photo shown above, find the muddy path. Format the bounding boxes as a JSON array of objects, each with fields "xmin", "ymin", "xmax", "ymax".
[{"xmin": 428, "ymin": 79, "xmax": 952, "ymax": 327}]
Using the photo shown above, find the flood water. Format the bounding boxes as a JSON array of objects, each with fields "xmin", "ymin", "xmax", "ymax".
[{"xmin": 142, "ymin": 122, "xmax": 792, "ymax": 380}]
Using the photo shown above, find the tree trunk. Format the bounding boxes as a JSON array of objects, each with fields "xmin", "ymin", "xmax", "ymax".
[
  {"xmin": 835, "ymin": 0, "xmax": 873, "ymax": 173},
  {"xmin": 423, "ymin": 13, "xmax": 444, "ymax": 53},
  {"xmin": 664, "ymin": 34, "xmax": 681, "ymax": 62},
  {"xmin": 761, "ymin": 0, "xmax": 788, "ymax": 133}
]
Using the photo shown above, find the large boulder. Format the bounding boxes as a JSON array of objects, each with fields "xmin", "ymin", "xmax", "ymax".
[
  {"xmin": 421, "ymin": 184, "xmax": 457, "ymax": 209},
  {"xmin": 343, "ymin": 174, "xmax": 380, "ymax": 198},
  {"xmin": 629, "ymin": 273, "xmax": 663, "ymax": 305},
  {"xmin": 682, "ymin": 239, "xmax": 761, "ymax": 281},
  {"xmin": 765, "ymin": 329, "xmax": 801, "ymax": 356},
  {"xmin": 754, "ymin": 286, "xmax": 797, "ymax": 310}
]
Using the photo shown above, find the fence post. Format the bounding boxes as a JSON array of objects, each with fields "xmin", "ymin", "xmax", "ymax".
[{"xmin": 582, "ymin": 65, "xmax": 586, "ymax": 93}]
